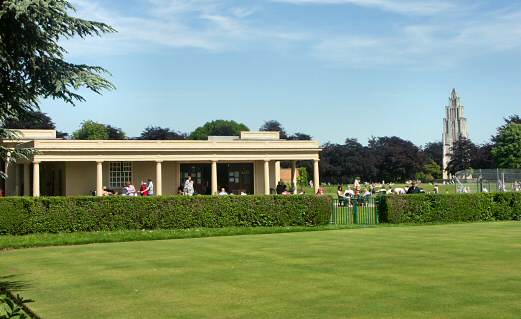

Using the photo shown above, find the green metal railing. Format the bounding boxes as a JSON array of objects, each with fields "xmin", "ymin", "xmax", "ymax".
[{"xmin": 330, "ymin": 196, "xmax": 380, "ymax": 225}]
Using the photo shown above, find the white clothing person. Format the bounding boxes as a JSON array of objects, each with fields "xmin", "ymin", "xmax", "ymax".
[{"xmin": 183, "ymin": 176, "xmax": 194, "ymax": 196}]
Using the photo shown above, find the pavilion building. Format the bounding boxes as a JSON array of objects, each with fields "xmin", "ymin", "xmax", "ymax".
[{"xmin": 0, "ymin": 130, "xmax": 321, "ymax": 197}]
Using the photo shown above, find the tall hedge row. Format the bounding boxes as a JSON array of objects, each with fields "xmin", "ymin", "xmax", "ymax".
[
  {"xmin": 379, "ymin": 193, "xmax": 521, "ymax": 224},
  {"xmin": 0, "ymin": 196, "xmax": 332, "ymax": 235}
]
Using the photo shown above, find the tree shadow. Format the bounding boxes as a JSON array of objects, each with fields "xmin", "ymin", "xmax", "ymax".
[{"xmin": 0, "ymin": 274, "xmax": 31, "ymax": 291}]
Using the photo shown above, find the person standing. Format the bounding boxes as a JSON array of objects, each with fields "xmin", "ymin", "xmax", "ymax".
[
  {"xmin": 184, "ymin": 175, "xmax": 194, "ymax": 196},
  {"xmin": 146, "ymin": 178, "xmax": 154, "ymax": 196}
]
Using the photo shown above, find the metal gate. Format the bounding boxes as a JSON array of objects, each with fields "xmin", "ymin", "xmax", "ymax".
[{"xmin": 330, "ymin": 196, "xmax": 380, "ymax": 225}]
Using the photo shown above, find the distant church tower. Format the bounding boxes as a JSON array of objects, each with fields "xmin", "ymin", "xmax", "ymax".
[{"xmin": 442, "ymin": 88, "xmax": 469, "ymax": 179}]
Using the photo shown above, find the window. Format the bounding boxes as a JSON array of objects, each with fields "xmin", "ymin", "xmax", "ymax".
[{"xmin": 109, "ymin": 162, "xmax": 132, "ymax": 188}]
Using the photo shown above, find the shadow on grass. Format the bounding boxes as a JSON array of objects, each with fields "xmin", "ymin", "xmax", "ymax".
[{"xmin": 0, "ymin": 275, "xmax": 41, "ymax": 319}]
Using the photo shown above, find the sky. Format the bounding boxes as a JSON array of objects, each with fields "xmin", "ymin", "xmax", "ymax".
[{"xmin": 39, "ymin": 0, "xmax": 521, "ymax": 146}]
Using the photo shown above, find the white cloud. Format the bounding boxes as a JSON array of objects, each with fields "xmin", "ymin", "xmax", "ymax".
[
  {"xmin": 64, "ymin": 0, "xmax": 521, "ymax": 70},
  {"xmin": 311, "ymin": 8, "xmax": 521, "ymax": 68},
  {"xmin": 64, "ymin": 0, "xmax": 305, "ymax": 56},
  {"xmin": 271, "ymin": 0, "xmax": 456, "ymax": 15}
]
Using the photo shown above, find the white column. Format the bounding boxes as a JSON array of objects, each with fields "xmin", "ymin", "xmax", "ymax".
[
  {"xmin": 211, "ymin": 160, "xmax": 218, "ymax": 195},
  {"xmin": 264, "ymin": 160, "xmax": 270, "ymax": 195},
  {"xmin": 313, "ymin": 159, "xmax": 320, "ymax": 194},
  {"xmin": 156, "ymin": 161, "xmax": 162, "ymax": 196},
  {"xmin": 96, "ymin": 161, "xmax": 103, "ymax": 197},
  {"xmin": 291, "ymin": 161, "xmax": 297, "ymax": 194},
  {"xmin": 32, "ymin": 161, "xmax": 40, "ymax": 197},
  {"xmin": 23, "ymin": 163, "xmax": 30, "ymax": 196},
  {"xmin": 274, "ymin": 161, "xmax": 281, "ymax": 184}
]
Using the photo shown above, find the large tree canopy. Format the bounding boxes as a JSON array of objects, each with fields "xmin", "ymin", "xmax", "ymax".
[
  {"xmin": 189, "ymin": 120, "xmax": 249, "ymax": 140},
  {"xmin": 368, "ymin": 136, "xmax": 425, "ymax": 182},
  {"xmin": 0, "ymin": 0, "xmax": 115, "ymax": 177},
  {"xmin": 491, "ymin": 123, "xmax": 521, "ymax": 169}
]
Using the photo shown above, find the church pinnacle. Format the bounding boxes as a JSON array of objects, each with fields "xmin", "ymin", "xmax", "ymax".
[{"xmin": 442, "ymin": 88, "xmax": 469, "ymax": 179}]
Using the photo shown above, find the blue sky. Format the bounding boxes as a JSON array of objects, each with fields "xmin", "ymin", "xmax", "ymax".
[{"xmin": 40, "ymin": 0, "xmax": 521, "ymax": 146}]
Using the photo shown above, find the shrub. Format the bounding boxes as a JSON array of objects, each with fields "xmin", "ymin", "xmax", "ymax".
[
  {"xmin": 378, "ymin": 193, "xmax": 521, "ymax": 224},
  {"xmin": 0, "ymin": 196, "xmax": 332, "ymax": 235}
]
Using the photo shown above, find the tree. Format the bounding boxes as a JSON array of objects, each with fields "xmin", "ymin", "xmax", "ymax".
[
  {"xmin": 0, "ymin": 0, "xmax": 115, "ymax": 177},
  {"xmin": 417, "ymin": 161, "xmax": 442, "ymax": 182},
  {"xmin": 72, "ymin": 120, "xmax": 126, "ymax": 140},
  {"xmin": 2, "ymin": 110, "xmax": 69, "ymax": 138},
  {"xmin": 446, "ymin": 137, "xmax": 477, "ymax": 175},
  {"xmin": 138, "ymin": 126, "xmax": 186, "ymax": 140},
  {"xmin": 423, "ymin": 141, "xmax": 443, "ymax": 168},
  {"xmin": 368, "ymin": 136, "xmax": 425, "ymax": 182},
  {"xmin": 259, "ymin": 120, "xmax": 287, "ymax": 139},
  {"xmin": 288, "ymin": 132, "xmax": 312, "ymax": 140},
  {"xmin": 491, "ymin": 123, "xmax": 521, "ymax": 168},
  {"xmin": 3, "ymin": 110, "xmax": 54, "ymax": 129},
  {"xmin": 106, "ymin": 125, "xmax": 126, "ymax": 140},
  {"xmin": 472, "ymin": 143, "xmax": 496, "ymax": 169},
  {"xmin": 189, "ymin": 120, "xmax": 249, "ymax": 140},
  {"xmin": 297, "ymin": 167, "xmax": 309, "ymax": 188},
  {"xmin": 72, "ymin": 121, "xmax": 109, "ymax": 140},
  {"xmin": 320, "ymin": 138, "xmax": 375, "ymax": 184}
]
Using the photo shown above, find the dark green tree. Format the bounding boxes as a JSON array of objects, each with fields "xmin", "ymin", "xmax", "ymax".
[
  {"xmin": 106, "ymin": 125, "xmax": 126, "ymax": 140},
  {"xmin": 422, "ymin": 141, "xmax": 443, "ymax": 167},
  {"xmin": 491, "ymin": 123, "xmax": 521, "ymax": 168},
  {"xmin": 368, "ymin": 136, "xmax": 425, "ymax": 182},
  {"xmin": 288, "ymin": 132, "xmax": 312, "ymax": 140},
  {"xmin": 446, "ymin": 137, "xmax": 477, "ymax": 175},
  {"xmin": 189, "ymin": 120, "xmax": 249, "ymax": 140},
  {"xmin": 0, "ymin": 0, "xmax": 115, "ymax": 177},
  {"xmin": 2, "ymin": 110, "xmax": 68, "ymax": 138},
  {"xmin": 472, "ymin": 143, "xmax": 496, "ymax": 169},
  {"xmin": 259, "ymin": 120, "xmax": 287, "ymax": 139},
  {"xmin": 138, "ymin": 126, "xmax": 186, "ymax": 140}
]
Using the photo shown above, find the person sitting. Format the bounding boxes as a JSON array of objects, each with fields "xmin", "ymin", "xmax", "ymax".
[
  {"xmin": 219, "ymin": 187, "xmax": 228, "ymax": 196},
  {"xmin": 344, "ymin": 186, "xmax": 355, "ymax": 197},
  {"xmin": 276, "ymin": 181, "xmax": 286, "ymax": 195},
  {"xmin": 122, "ymin": 182, "xmax": 137, "ymax": 196},
  {"xmin": 337, "ymin": 185, "xmax": 348, "ymax": 205},
  {"xmin": 406, "ymin": 181, "xmax": 422, "ymax": 194},
  {"xmin": 102, "ymin": 186, "xmax": 115, "ymax": 196},
  {"xmin": 177, "ymin": 185, "xmax": 184, "ymax": 195},
  {"xmin": 316, "ymin": 187, "xmax": 325, "ymax": 195}
]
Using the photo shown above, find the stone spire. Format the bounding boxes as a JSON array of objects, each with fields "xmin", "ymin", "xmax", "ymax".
[{"xmin": 442, "ymin": 88, "xmax": 469, "ymax": 179}]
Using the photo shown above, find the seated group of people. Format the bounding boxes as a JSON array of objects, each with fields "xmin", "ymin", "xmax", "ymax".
[
  {"xmin": 97, "ymin": 179, "xmax": 154, "ymax": 196},
  {"xmin": 336, "ymin": 180, "xmax": 423, "ymax": 203}
]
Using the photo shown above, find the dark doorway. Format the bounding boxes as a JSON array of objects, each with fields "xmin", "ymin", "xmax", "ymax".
[
  {"xmin": 218, "ymin": 163, "xmax": 253, "ymax": 195},
  {"xmin": 180, "ymin": 164, "xmax": 211, "ymax": 195},
  {"xmin": 40, "ymin": 162, "xmax": 65, "ymax": 196}
]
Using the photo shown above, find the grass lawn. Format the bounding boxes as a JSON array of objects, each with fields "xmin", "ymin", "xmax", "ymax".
[{"xmin": 1, "ymin": 222, "xmax": 520, "ymax": 318}]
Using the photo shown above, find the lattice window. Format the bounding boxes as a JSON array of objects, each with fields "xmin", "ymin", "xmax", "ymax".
[{"xmin": 109, "ymin": 162, "xmax": 132, "ymax": 188}]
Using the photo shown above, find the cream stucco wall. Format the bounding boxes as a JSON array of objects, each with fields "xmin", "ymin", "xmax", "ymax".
[{"xmin": 65, "ymin": 162, "xmax": 98, "ymax": 196}]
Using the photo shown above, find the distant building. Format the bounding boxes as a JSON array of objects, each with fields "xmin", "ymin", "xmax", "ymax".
[{"xmin": 442, "ymin": 88, "xmax": 469, "ymax": 179}]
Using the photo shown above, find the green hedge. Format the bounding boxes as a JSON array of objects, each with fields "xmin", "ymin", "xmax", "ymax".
[
  {"xmin": 379, "ymin": 193, "xmax": 521, "ymax": 224},
  {"xmin": 0, "ymin": 195, "xmax": 332, "ymax": 235}
]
